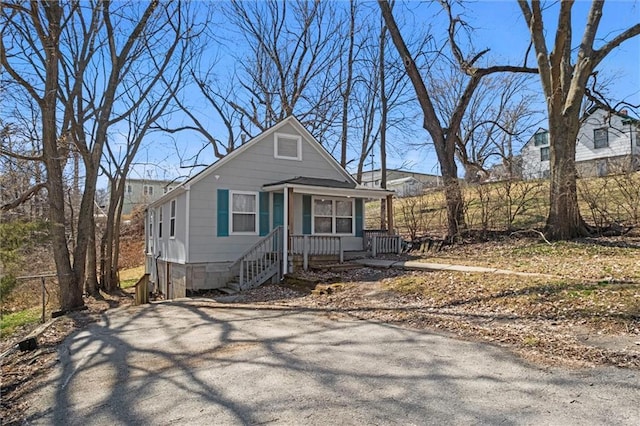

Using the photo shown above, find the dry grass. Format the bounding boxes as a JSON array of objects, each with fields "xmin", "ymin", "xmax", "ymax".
[{"xmin": 367, "ymin": 171, "xmax": 640, "ymax": 236}]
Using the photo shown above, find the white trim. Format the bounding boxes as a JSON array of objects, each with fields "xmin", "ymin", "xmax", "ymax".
[
  {"xmin": 274, "ymin": 132, "xmax": 302, "ymax": 161},
  {"xmin": 263, "ymin": 183, "xmax": 393, "ymax": 199},
  {"xmin": 185, "ymin": 187, "xmax": 190, "ymax": 263},
  {"xmin": 157, "ymin": 206, "xmax": 163, "ymax": 239},
  {"xmin": 311, "ymin": 196, "xmax": 355, "ymax": 236},
  {"xmin": 229, "ymin": 190, "xmax": 259, "ymax": 235},
  {"xmin": 148, "ymin": 116, "xmax": 358, "ymax": 208},
  {"xmin": 283, "ymin": 187, "xmax": 289, "ymax": 274},
  {"xmin": 169, "ymin": 199, "xmax": 176, "ymax": 239}
]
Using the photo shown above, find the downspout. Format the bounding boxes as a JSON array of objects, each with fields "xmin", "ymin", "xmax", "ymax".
[{"xmin": 282, "ymin": 186, "xmax": 288, "ymax": 276}]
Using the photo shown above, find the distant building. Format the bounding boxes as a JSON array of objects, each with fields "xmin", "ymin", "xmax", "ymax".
[
  {"xmin": 386, "ymin": 176, "xmax": 425, "ymax": 197},
  {"xmin": 521, "ymin": 108, "xmax": 640, "ymax": 180},
  {"xmin": 110, "ymin": 178, "xmax": 180, "ymax": 215},
  {"xmin": 356, "ymin": 168, "xmax": 441, "ymax": 190}
]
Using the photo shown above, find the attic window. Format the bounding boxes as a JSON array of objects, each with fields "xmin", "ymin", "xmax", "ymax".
[
  {"xmin": 534, "ymin": 132, "xmax": 549, "ymax": 146},
  {"xmin": 274, "ymin": 133, "xmax": 302, "ymax": 160}
]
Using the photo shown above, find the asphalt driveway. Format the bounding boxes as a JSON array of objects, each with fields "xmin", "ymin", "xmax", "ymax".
[{"xmin": 27, "ymin": 299, "xmax": 639, "ymax": 425}]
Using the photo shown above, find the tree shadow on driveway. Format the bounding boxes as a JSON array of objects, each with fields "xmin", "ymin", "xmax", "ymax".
[{"xmin": 26, "ymin": 300, "xmax": 640, "ymax": 425}]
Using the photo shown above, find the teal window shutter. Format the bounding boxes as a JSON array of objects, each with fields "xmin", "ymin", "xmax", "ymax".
[
  {"xmin": 355, "ymin": 198, "xmax": 363, "ymax": 237},
  {"xmin": 273, "ymin": 193, "xmax": 284, "ymax": 228},
  {"xmin": 259, "ymin": 192, "xmax": 270, "ymax": 236},
  {"xmin": 302, "ymin": 195, "xmax": 312, "ymax": 235},
  {"xmin": 217, "ymin": 189, "xmax": 229, "ymax": 237}
]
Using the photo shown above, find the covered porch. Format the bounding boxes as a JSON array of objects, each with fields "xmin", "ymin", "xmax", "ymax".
[{"xmin": 262, "ymin": 177, "xmax": 397, "ymax": 272}]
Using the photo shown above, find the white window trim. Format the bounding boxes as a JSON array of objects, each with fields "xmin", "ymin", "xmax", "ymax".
[
  {"xmin": 158, "ymin": 207, "xmax": 163, "ymax": 239},
  {"xmin": 311, "ymin": 196, "xmax": 355, "ymax": 236},
  {"xmin": 169, "ymin": 200, "xmax": 176, "ymax": 239},
  {"xmin": 229, "ymin": 190, "xmax": 259, "ymax": 235},
  {"xmin": 274, "ymin": 132, "xmax": 302, "ymax": 161},
  {"xmin": 594, "ymin": 127, "xmax": 609, "ymax": 149}
]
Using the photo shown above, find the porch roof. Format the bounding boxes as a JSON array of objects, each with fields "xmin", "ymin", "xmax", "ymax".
[{"xmin": 262, "ymin": 176, "xmax": 394, "ymax": 199}]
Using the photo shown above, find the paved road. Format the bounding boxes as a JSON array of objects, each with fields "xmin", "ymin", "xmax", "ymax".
[{"xmin": 27, "ymin": 299, "xmax": 639, "ymax": 425}]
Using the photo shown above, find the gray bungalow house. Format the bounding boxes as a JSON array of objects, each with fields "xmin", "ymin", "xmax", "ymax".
[{"xmin": 145, "ymin": 117, "xmax": 396, "ymax": 299}]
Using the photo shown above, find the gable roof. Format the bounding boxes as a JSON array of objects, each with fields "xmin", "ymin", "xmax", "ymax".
[
  {"xmin": 582, "ymin": 106, "xmax": 640, "ymax": 124},
  {"xmin": 148, "ymin": 117, "xmax": 359, "ymax": 207}
]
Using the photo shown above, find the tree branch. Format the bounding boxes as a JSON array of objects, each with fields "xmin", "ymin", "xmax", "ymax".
[{"xmin": 1, "ymin": 183, "xmax": 47, "ymax": 211}]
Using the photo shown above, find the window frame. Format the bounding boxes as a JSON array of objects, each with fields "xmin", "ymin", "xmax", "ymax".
[
  {"xmin": 534, "ymin": 132, "xmax": 549, "ymax": 146},
  {"xmin": 540, "ymin": 146, "xmax": 550, "ymax": 162},
  {"xmin": 593, "ymin": 128, "xmax": 609, "ymax": 149},
  {"xmin": 169, "ymin": 200, "xmax": 176, "ymax": 238},
  {"xmin": 143, "ymin": 185, "xmax": 153, "ymax": 196},
  {"xmin": 158, "ymin": 207, "xmax": 163, "ymax": 238},
  {"xmin": 229, "ymin": 190, "xmax": 259, "ymax": 235},
  {"xmin": 274, "ymin": 132, "xmax": 302, "ymax": 161},
  {"xmin": 311, "ymin": 197, "xmax": 355, "ymax": 236}
]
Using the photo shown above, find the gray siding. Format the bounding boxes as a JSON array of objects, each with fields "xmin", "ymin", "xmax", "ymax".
[
  {"xmin": 152, "ymin": 192, "xmax": 187, "ymax": 263},
  {"xmin": 188, "ymin": 123, "xmax": 350, "ymax": 264}
]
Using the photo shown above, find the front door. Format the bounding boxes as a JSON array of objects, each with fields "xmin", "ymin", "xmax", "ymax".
[{"xmin": 273, "ymin": 193, "xmax": 284, "ymax": 229}]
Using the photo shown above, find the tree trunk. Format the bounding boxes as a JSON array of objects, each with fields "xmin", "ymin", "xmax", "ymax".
[
  {"xmin": 38, "ymin": 2, "xmax": 84, "ymax": 311},
  {"xmin": 85, "ymin": 215, "xmax": 99, "ymax": 296},
  {"xmin": 545, "ymin": 114, "xmax": 590, "ymax": 239}
]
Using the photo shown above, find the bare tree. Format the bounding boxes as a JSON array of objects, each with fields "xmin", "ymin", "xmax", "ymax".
[
  {"xmin": 379, "ymin": 0, "xmax": 537, "ymax": 239},
  {"xmin": 430, "ymin": 70, "xmax": 541, "ymax": 182},
  {"xmin": 219, "ymin": 0, "xmax": 344, "ymax": 141},
  {"xmin": 1, "ymin": 1, "xmax": 194, "ymax": 310},
  {"xmin": 517, "ymin": 0, "xmax": 640, "ymax": 240}
]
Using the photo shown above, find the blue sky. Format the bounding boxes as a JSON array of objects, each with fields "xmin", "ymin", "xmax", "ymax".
[{"xmin": 124, "ymin": 0, "xmax": 640, "ymax": 184}]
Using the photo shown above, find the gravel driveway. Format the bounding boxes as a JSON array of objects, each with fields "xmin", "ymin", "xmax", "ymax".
[{"xmin": 27, "ymin": 299, "xmax": 640, "ymax": 425}]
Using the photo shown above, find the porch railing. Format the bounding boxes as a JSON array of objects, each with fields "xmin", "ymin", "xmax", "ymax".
[
  {"xmin": 370, "ymin": 234, "xmax": 403, "ymax": 256},
  {"xmin": 229, "ymin": 226, "xmax": 283, "ymax": 290},
  {"xmin": 362, "ymin": 229, "xmax": 392, "ymax": 251},
  {"xmin": 289, "ymin": 235, "xmax": 343, "ymax": 271}
]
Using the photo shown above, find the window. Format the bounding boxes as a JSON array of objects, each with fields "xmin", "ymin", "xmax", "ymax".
[
  {"xmin": 170, "ymin": 200, "xmax": 176, "ymax": 238},
  {"xmin": 230, "ymin": 191, "xmax": 258, "ymax": 234},
  {"xmin": 158, "ymin": 207, "xmax": 163, "ymax": 238},
  {"xmin": 534, "ymin": 132, "xmax": 549, "ymax": 146},
  {"xmin": 313, "ymin": 198, "xmax": 354, "ymax": 235},
  {"xmin": 594, "ymin": 128, "xmax": 609, "ymax": 149},
  {"xmin": 274, "ymin": 133, "xmax": 302, "ymax": 160},
  {"xmin": 148, "ymin": 211, "xmax": 154, "ymax": 254},
  {"xmin": 540, "ymin": 146, "xmax": 550, "ymax": 162},
  {"xmin": 144, "ymin": 185, "xmax": 153, "ymax": 196},
  {"xmin": 127, "ymin": 184, "xmax": 132, "ymax": 194}
]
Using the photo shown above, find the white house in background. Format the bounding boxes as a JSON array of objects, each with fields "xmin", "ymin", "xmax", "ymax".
[
  {"xmin": 521, "ymin": 108, "xmax": 640, "ymax": 180},
  {"xmin": 387, "ymin": 176, "xmax": 425, "ymax": 197},
  {"xmin": 357, "ymin": 168, "xmax": 442, "ymax": 188},
  {"xmin": 110, "ymin": 178, "xmax": 179, "ymax": 215},
  {"xmin": 144, "ymin": 117, "xmax": 395, "ymax": 299}
]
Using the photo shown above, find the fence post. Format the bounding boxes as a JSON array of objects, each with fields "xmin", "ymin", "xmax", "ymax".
[
  {"xmin": 339, "ymin": 237, "xmax": 344, "ymax": 264},
  {"xmin": 239, "ymin": 260, "xmax": 244, "ymax": 288},
  {"xmin": 372, "ymin": 236, "xmax": 377, "ymax": 257},
  {"xmin": 397, "ymin": 236, "xmax": 402, "ymax": 254},
  {"xmin": 41, "ymin": 276, "xmax": 46, "ymax": 323}
]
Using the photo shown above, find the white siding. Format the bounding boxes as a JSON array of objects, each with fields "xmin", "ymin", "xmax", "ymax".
[
  {"xmin": 521, "ymin": 133, "xmax": 550, "ymax": 180},
  {"xmin": 576, "ymin": 109, "xmax": 635, "ymax": 162}
]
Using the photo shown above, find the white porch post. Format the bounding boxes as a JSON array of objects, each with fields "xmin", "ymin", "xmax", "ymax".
[{"xmin": 282, "ymin": 186, "xmax": 288, "ymax": 275}]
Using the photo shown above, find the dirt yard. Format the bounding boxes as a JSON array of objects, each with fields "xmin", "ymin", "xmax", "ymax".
[{"xmin": 2, "ymin": 234, "xmax": 639, "ymax": 424}]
